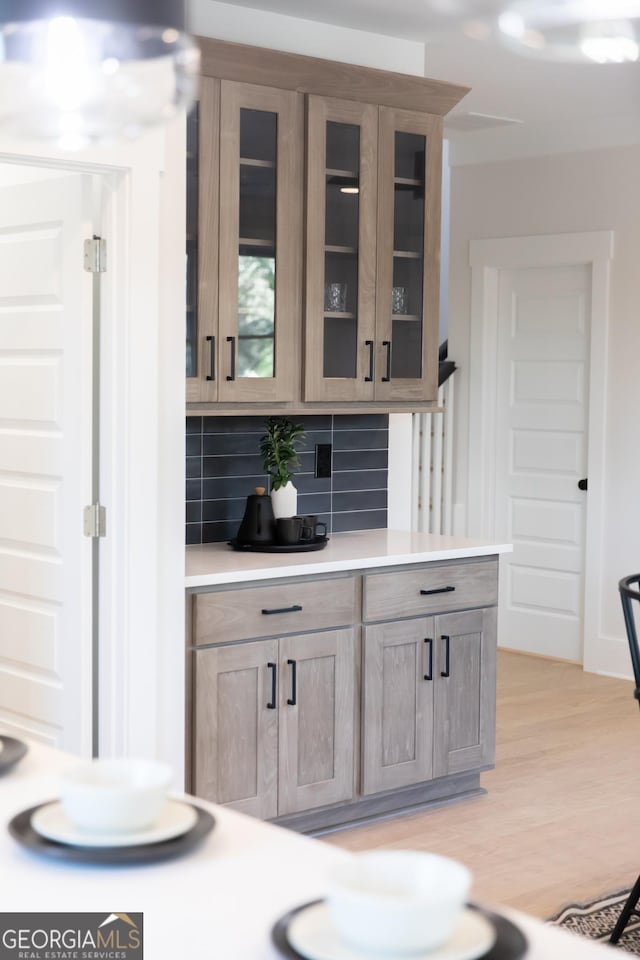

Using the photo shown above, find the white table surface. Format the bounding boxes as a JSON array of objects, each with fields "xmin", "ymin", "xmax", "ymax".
[
  {"xmin": 185, "ymin": 529, "xmax": 513, "ymax": 588},
  {"xmin": 0, "ymin": 739, "xmax": 615, "ymax": 958}
]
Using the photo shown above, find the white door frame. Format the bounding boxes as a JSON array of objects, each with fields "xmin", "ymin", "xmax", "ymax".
[
  {"xmin": 467, "ymin": 231, "xmax": 613, "ymax": 671},
  {"xmin": 0, "ymin": 126, "xmax": 186, "ymax": 777}
]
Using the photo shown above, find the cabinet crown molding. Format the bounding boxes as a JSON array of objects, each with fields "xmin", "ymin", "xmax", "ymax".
[{"xmin": 197, "ymin": 36, "xmax": 470, "ymax": 116}]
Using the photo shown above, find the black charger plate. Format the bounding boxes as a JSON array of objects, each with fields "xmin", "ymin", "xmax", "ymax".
[
  {"xmin": 0, "ymin": 736, "xmax": 28, "ymax": 774},
  {"xmin": 228, "ymin": 537, "xmax": 329, "ymax": 554},
  {"xmin": 8, "ymin": 800, "xmax": 215, "ymax": 866},
  {"xmin": 271, "ymin": 900, "xmax": 528, "ymax": 960}
]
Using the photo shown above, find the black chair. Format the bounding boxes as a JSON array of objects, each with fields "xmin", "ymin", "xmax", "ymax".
[{"xmin": 609, "ymin": 574, "xmax": 640, "ymax": 945}]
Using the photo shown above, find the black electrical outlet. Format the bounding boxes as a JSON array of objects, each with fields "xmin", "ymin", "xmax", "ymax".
[{"xmin": 315, "ymin": 443, "xmax": 332, "ymax": 479}]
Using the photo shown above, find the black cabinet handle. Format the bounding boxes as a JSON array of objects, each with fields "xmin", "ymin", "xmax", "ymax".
[
  {"xmin": 420, "ymin": 586, "xmax": 456, "ymax": 597},
  {"xmin": 287, "ymin": 659, "xmax": 297, "ymax": 706},
  {"xmin": 261, "ymin": 604, "xmax": 303, "ymax": 616},
  {"xmin": 423, "ymin": 638, "xmax": 433, "ymax": 681},
  {"xmin": 382, "ymin": 340, "xmax": 391, "ymax": 382},
  {"xmin": 206, "ymin": 335, "xmax": 215, "ymax": 381},
  {"xmin": 441, "ymin": 635, "xmax": 450, "ymax": 678},
  {"xmin": 578, "ymin": 478, "xmax": 588, "ymax": 491},
  {"xmin": 365, "ymin": 340, "xmax": 374, "ymax": 382},
  {"xmin": 266, "ymin": 662, "xmax": 277, "ymax": 709},
  {"xmin": 226, "ymin": 336, "xmax": 236, "ymax": 381}
]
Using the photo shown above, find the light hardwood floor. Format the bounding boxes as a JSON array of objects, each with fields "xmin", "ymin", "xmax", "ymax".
[{"xmin": 326, "ymin": 650, "xmax": 640, "ymax": 919}]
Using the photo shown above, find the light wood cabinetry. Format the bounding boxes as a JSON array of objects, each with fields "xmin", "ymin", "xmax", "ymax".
[
  {"xmin": 194, "ymin": 638, "xmax": 278, "ymax": 819},
  {"xmin": 362, "ymin": 617, "xmax": 434, "ymax": 795},
  {"xmin": 362, "ymin": 605, "xmax": 497, "ymax": 796},
  {"xmin": 432, "ymin": 607, "xmax": 497, "ymax": 778},
  {"xmin": 189, "ymin": 555, "xmax": 498, "ymax": 831},
  {"xmin": 192, "ymin": 585, "xmax": 357, "ymax": 817},
  {"xmin": 304, "ymin": 99, "xmax": 442, "ymax": 403},
  {"xmin": 194, "ymin": 577, "xmax": 356, "ymax": 646},
  {"xmin": 186, "ymin": 38, "xmax": 469, "ymax": 413},
  {"xmin": 278, "ymin": 629, "xmax": 355, "ymax": 815},
  {"xmin": 187, "ymin": 77, "xmax": 303, "ymax": 403},
  {"xmin": 363, "ymin": 558, "xmax": 499, "ymax": 621}
]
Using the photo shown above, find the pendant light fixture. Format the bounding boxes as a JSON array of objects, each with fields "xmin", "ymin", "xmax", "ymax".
[
  {"xmin": 497, "ymin": 0, "xmax": 640, "ymax": 63},
  {"xmin": 0, "ymin": 0, "xmax": 200, "ymax": 149}
]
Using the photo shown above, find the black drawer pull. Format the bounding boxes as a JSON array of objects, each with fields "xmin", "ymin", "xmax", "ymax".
[
  {"xmin": 206, "ymin": 335, "xmax": 215, "ymax": 381},
  {"xmin": 365, "ymin": 340, "xmax": 374, "ymax": 382},
  {"xmin": 420, "ymin": 586, "xmax": 456, "ymax": 597},
  {"xmin": 287, "ymin": 658, "xmax": 297, "ymax": 706},
  {"xmin": 261, "ymin": 604, "xmax": 303, "ymax": 616},
  {"xmin": 441, "ymin": 635, "xmax": 450, "ymax": 678},
  {"xmin": 266, "ymin": 662, "xmax": 277, "ymax": 709},
  {"xmin": 226, "ymin": 336, "xmax": 236, "ymax": 381},
  {"xmin": 423, "ymin": 638, "xmax": 433, "ymax": 681},
  {"xmin": 382, "ymin": 339, "xmax": 391, "ymax": 382}
]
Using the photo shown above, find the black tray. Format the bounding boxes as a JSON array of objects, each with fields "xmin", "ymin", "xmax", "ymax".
[
  {"xmin": 271, "ymin": 900, "xmax": 527, "ymax": 960},
  {"xmin": 0, "ymin": 736, "xmax": 28, "ymax": 774},
  {"xmin": 228, "ymin": 537, "xmax": 329, "ymax": 554},
  {"xmin": 8, "ymin": 800, "xmax": 215, "ymax": 866}
]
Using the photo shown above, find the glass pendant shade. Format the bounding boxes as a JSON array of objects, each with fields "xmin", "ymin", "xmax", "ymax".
[
  {"xmin": 497, "ymin": 0, "xmax": 640, "ymax": 63},
  {"xmin": 0, "ymin": 0, "xmax": 200, "ymax": 148}
]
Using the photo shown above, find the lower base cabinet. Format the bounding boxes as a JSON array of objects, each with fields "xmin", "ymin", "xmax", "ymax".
[
  {"xmin": 190, "ymin": 556, "xmax": 499, "ymax": 829},
  {"xmin": 362, "ymin": 607, "xmax": 496, "ymax": 795},
  {"xmin": 193, "ymin": 628, "xmax": 356, "ymax": 819}
]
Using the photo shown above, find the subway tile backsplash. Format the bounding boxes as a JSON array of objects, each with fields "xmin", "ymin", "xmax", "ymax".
[{"xmin": 185, "ymin": 414, "xmax": 388, "ymax": 545}]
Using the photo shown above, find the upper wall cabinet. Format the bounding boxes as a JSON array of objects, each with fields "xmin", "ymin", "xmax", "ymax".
[
  {"xmin": 187, "ymin": 38, "xmax": 469, "ymax": 412},
  {"xmin": 304, "ymin": 99, "xmax": 441, "ymax": 403},
  {"xmin": 187, "ymin": 77, "xmax": 303, "ymax": 403}
]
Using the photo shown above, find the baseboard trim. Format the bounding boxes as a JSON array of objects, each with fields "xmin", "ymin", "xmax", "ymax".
[
  {"xmin": 273, "ymin": 771, "xmax": 483, "ymax": 835},
  {"xmin": 498, "ymin": 646, "xmax": 581, "ymax": 666}
]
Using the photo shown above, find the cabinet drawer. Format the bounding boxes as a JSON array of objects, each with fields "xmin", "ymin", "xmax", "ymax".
[
  {"xmin": 363, "ymin": 559, "xmax": 498, "ymax": 622},
  {"xmin": 194, "ymin": 577, "xmax": 356, "ymax": 645}
]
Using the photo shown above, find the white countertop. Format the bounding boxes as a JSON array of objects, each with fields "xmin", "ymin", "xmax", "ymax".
[
  {"xmin": 0, "ymin": 738, "xmax": 615, "ymax": 959},
  {"xmin": 185, "ymin": 529, "xmax": 512, "ymax": 588}
]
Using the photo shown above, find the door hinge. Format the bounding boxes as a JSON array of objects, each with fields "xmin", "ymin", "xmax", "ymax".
[
  {"xmin": 83, "ymin": 504, "xmax": 107, "ymax": 538},
  {"xmin": 84, "ymin": 236, "xmax": 107, "ymax": 273}
]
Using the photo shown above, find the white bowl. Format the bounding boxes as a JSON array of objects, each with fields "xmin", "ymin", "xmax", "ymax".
[
  {"xmin": 326, "ymin": 850, "xmax": 472, "ymax": 955},
  {"xmin": 60, "ymin": 758, "xmax": 173, "ymax": 834}
]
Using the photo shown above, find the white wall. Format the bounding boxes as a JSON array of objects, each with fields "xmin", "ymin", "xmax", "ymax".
[
  {"xmin": 449, "ymin": 143, "xmax": 640, "ymax": 670},
  {"xmin": 187, "ymin": 0, "xmax": 425, "ymax": 74}
]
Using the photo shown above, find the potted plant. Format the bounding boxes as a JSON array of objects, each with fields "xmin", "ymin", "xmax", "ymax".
[{"xmin": 260, "ymin": 417, "xmax": 305, "ymax": 518}]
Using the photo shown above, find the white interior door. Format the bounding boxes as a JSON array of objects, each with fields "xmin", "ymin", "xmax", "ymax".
[
  {"xmin": 494, "ymin": 264, "xmax": 591, "ymax": 662},
  {"xmin": 0, "ymin": 174, "xmax": 94, "ymax": 754}
]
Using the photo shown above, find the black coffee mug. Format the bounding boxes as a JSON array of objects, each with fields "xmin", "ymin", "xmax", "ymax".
[
  {"xmin": 276, "ymin": 516, "xmax": 303, "ymax": 545},
  {"xmin": 296, "ymin": 515, "xmax": 328, "ymax": 542}
]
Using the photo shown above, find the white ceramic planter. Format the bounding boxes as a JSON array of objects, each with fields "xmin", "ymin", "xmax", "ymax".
[{"xmin": 271, "ymin": 481, "xmax": 297, "ymax": 519}]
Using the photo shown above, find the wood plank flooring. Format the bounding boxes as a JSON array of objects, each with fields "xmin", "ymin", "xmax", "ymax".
[{"xmin": 326, "ymin": 651, "xmax": 640, "ymax": 919}]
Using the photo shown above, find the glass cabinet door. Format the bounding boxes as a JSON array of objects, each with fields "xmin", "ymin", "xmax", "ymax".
[
  {"xmin": 304, "ymin": 97, "xmax": 378, "ymax": 402},
  {"xmin": 218, "ymin": 81, "xmax": 302, "ymax": 402},
  {"xmin": 375, "ymin": 108, "xmax": 441, "ymax": 403},
  {"xmin": 186, "ymin": 77, "xmax": 219, "ymax": 403}
]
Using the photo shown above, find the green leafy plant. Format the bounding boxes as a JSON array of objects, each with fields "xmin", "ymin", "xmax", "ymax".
[{"xmin": 260, "ymin": 417, "xmax": 305, "ymax": 491}]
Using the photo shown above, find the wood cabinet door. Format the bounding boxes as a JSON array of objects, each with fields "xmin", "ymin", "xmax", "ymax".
[
  {"xmin": 304, "ymin": 96, "xmax": 378, "ymax": 402},
  {"xmin": 278, "ymin": 629, "xmax": 356, "ymax": 816},
  {"xmin": 193, "ymin": 639, "xmax": 278, "ymax": 819},
  {"xmin": 374, "ymin": 107, "xmax": 442, "ymax": 403},
  {"xmin": 362, "ymin": 618, "xmax": 434, "ymax": 795},
  {"xmin": 186, "ymin": 76, "xmax": 220, "ymax": 402},
  {"xmin": 217, "ymin": 81, "xmax": 303, "ymax": 402},
  {"xmin": 432, "ymin": 608, "xmax": 497, "ymax": 778}
]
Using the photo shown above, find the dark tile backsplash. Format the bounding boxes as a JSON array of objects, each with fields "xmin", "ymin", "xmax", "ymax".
[{"xmin": 185, "ymin": 414, "xmax": 388, "ymax": 544}]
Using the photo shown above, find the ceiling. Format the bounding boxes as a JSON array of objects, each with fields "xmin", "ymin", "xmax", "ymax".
[{"xmin": 223, "ymin": 0, "xmax": 640, "ymax": 164}]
